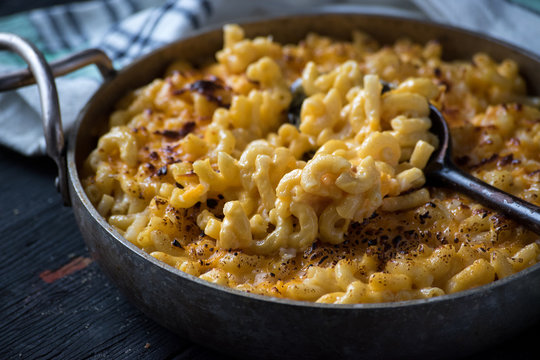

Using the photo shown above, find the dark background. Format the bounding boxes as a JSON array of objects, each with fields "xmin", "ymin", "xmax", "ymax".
[{"xmin": 0, "ymin": 1, "xmax": 538, "ymax": 359}]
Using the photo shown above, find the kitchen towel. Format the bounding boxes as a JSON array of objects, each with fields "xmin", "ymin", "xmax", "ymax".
[{"xmin": 0, "ymin": 0, "xmax": 539, "ymax": 156}]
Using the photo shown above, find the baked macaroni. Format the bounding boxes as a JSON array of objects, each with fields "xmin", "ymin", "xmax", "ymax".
[{"xmin": 83, "ymin": 24, "xmax": 540, "ymax": 303}]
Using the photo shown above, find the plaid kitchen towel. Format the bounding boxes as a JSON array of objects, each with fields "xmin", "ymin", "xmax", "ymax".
[{"xmin": 0, "ymin": 0, "xmax": 539, "ymax": 156}]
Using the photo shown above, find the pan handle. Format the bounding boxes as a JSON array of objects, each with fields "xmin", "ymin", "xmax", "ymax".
[{"xmin": 0, "ymin": 33, "xmax": 116, "ymax": 206}]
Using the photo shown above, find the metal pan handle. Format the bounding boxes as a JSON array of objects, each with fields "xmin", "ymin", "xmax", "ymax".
[{"xmin": 0, "ymin": 33, "xmax": 116, "ymax": 206}]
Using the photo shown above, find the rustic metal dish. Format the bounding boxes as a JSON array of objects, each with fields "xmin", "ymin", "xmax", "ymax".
[{"xmin": 1, "ymin": 12, "xmax": 540, "ymax": 359}]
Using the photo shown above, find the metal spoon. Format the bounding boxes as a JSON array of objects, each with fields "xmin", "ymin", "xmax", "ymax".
[
  {"xmin": 425, "ymin": 104, "xmax": 540, "ymax": 234},
  {"xmin": 288, "ymin": 81, "xmax": 540, "ymax": 234}
]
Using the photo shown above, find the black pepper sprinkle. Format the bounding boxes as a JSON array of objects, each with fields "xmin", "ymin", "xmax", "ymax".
[
  {"xmin": 154, "ymin": 121, "xmax": 196, "ymax": 140},
  {"xmin": 149, "ymin": 151, "xmax": 159, "ymax": 161},
  {"xmin": 418, "ymin": 211, "xmax": 431, "ymax": 225},
  {"xmin": 469, "ymin": 153, "xmax": 499, "ymax": 170},
  {"xmin": 174, "ymin": 79, "xmax": 231, "ymax": 107},
  {"xmin": 206, "ymin": 198, "xmax": 218, "ymax": 208},
  {"xmin": 146, "ymin": 163, "xmax": 156, "ymax": 172},
  {"xmin": 178, "ymin": 121, "xmax": 196, "ymax": 137},
  {"xmin": 155, "ymin": 129, "xmax": 183, "ymax": 139},
  {"xmin": 497, "ymin": 154, "xmax": 514, "ymax": 167},
  {"xmin": 157, "ymin": 165, "xmax": 168, "ymax": 176},
  {"xmin": 317, "ymin": 255, "xmax": 329, "ymax": 265}
]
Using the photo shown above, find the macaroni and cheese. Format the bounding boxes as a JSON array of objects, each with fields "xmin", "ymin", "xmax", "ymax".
[{"xmin": 83, "ymin": 25, "xmax": 540, "ymax": 303}]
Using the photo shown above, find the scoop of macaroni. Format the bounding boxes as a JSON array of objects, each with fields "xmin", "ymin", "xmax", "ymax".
[{"xmin": 83, "ymin": 24, "xmax": 540, "ymax": 304}]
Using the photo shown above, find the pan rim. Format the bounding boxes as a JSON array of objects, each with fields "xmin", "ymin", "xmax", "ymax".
[{"xmin": 67, "ymin": 9, "xmax": 540, "ymax": 310}]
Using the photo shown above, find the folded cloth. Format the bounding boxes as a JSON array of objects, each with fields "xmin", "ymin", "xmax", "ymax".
[{"xmin": 0, "ymin": 0, "xmax": 539, "ymax": 156}]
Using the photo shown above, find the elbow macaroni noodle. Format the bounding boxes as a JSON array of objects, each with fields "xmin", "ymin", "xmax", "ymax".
[{"xmin": 83, "ymin": 24, "xmax": 540, "ymax": 303}]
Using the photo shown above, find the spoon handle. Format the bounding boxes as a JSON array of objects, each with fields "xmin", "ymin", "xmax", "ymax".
[{"xmin": 428, "ymin": 162, "xmax": 540, "ymax": 234}]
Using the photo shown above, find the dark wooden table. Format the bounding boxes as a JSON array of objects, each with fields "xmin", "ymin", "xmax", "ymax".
[{"xmin": 0, "ymin": 1, "xmax": 539, "ymax": 359}]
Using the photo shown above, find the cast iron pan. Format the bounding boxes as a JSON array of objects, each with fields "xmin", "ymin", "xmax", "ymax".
[{"xmin": 1, "ymin": 11, "xmax": 540, "ymax": 359}]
